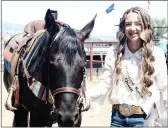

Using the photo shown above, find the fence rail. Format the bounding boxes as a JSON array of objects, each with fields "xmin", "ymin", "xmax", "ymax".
[
  {"xmin": 1, "ymin": 40, "xmax": 120, "ymax": 80},
  {"xmin": 84, "ymin": 41, "xmax": 119, "ymax": 81}
]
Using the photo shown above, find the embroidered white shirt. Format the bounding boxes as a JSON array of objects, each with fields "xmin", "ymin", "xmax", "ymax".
[{"xmin": 87, "ymin": 42, "xmax": 167, "ymax": 116}]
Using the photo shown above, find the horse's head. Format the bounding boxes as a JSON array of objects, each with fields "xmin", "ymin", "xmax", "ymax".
[{"xmin": 44, "ymin": 9, "xmax": 96, "ymax": 126}]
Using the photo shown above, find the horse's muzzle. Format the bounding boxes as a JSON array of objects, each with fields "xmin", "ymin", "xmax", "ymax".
[{"xmin": 57, "ymin": 110, "xmax": 80, "ymax": 127}]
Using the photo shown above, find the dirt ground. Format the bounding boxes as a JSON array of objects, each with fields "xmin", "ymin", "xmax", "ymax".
[{"xmin": 0, "ymin": 72, "xmax": 111, "ymax": 127}]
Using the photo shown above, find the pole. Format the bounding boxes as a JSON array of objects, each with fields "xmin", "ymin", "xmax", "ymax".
[
  {"xmin": 90, "ymin": 42, "xmax": 93, "ymax": 81},
  {"xmin": 148, "ymin": 0, "xmax": 150, "ymax": 10}
]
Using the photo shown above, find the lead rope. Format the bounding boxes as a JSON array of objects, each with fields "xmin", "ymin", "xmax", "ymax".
[
  {"xmin": 82, "ymin": 67, "xmax": 87, "ymax": 103},
  {"xmin": 27, "ymin": 112, "xmax": 30, "ymax": 127},
  {"xmin": 79, "ymin": 66, "xmax": 89, "ymax": 112}
]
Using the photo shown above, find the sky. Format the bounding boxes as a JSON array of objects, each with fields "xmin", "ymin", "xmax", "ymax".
[{"xmin": 2, "ymin": 1, "xmax": 168, "ymax": 37}]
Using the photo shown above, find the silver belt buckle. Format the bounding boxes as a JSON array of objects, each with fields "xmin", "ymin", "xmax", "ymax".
[{"xmin": 119, "ymin": 104, "xmax": 133, "ymax": 117}]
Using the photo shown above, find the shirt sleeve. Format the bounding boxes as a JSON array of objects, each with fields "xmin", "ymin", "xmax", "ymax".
[
  {"xmin": 86, "ymin": 45, "xmax": 117, "ymax": 105},
  {"xmin": 155, "ymin": 47, "xmax": 167, "ymax": 101}
]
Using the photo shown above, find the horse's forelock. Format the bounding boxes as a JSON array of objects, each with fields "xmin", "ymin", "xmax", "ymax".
[{"xmin": 50, "ymin": 26, "xmax": 86, "ymax": 65}]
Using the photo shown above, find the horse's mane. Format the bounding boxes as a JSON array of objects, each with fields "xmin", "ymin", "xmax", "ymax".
[
  {"xmin": 50, "ymin": 26, "xmax": 86, "ymax": 65},
  {"xmin": 25, "ymin": 31, "xmax": 51, "ymax": 82}
]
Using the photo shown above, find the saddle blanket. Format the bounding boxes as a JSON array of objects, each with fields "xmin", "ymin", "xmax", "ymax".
[
  {"xmin": 4, "ymin": 59, "xmax": 47, "ymax": 102},
  {"xmin": 4, "ymin": 32, "xmax": 48, "ymax": 102},
  {"xmin": 30, "ymin": 80, "xmax": 47, "ymax": 101}
]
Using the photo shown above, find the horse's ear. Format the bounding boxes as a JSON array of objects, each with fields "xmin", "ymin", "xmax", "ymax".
[
  {"xmin": 45, "ymin": 9, "xmax": 59, "ymax": 36},
  {"xmin": 77, "ymin": 14, "xmax": 97, "ymax": 42},
  {"xmin": 50, "ymin": 9, "xmax": 58, "ymax": 20}
]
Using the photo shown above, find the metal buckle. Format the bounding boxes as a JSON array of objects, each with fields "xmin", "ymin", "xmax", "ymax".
[{"xmin": 119, "ymin": 104, "xmax": 133, "ymax": 117}]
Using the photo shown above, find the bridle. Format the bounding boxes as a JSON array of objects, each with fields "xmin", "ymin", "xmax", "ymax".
[
  {"xmin": 51, "ymin": 66, "xmax": 86, "ymax": 97},
  {"xmin": 48, "ymin": 22, "xmax": 87, "ymax": 115},
  {"xmin": 53, "ymin": 87, "xmax": 80, "ymax": 96},
  {"xmin": 49, "ymin": 67, "xmax": 87, "ymax": 116}
]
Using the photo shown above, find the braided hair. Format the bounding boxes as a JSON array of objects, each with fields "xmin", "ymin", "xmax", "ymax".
[{"xmin": 115, "ymin": 6, "xmax": 155, "ymax": 88}]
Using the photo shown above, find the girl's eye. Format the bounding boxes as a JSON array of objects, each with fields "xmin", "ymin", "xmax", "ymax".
[
  {"xmin": 125, "ymin": 22, "xmax": 141, "ymax": 27},
  {"xmin": 125, "ymin": 23, "xmax": 131, "ymax": 26},
  {"xmin": 135, "ymin": 23, "xmax": 141, "ymax": 26}
]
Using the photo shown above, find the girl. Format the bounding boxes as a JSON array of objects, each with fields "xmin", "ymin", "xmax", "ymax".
[{"xmin": 86, "ymin": 6, "xmax": 167, "ymax": 127}]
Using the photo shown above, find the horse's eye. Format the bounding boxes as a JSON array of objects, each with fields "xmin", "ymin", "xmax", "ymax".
[
  {"xmin": 83, "ymin": 68, "xmax": 85, "ymax": 73},
  {"xmin": 50, "ymin": 60, "xmax": 55, "ymax": 65},
  {"xmin": 50, "ymin": 61, "xmax": 55, "ymax": 65},
  {"xmin": 50, "ymin": 60, "xmax": 59, "ymax": 67}
]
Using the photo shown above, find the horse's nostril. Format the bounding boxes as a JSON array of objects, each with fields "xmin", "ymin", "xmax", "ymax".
[
  {"xmin": 74, "ymin": 113, "xmax": 78, "ymax": 121},
  {"xmin": 58, "ymin": 113, "xmax": 62, "ymax": 119},
  {"xmin": 57, "ymin": 113, "xmax": 63, "ymax": 124}
]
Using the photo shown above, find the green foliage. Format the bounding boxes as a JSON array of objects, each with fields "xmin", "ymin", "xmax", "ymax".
[{"xmin": 151, "ymin": 18, "xmax": 168, "ymax": 39}]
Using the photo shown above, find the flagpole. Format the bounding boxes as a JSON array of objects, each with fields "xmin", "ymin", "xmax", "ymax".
[{"xmin": 148, "ymin": 0, "xmax": 150, "ymax": 10}]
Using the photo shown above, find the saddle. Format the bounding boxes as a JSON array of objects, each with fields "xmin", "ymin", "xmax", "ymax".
[
  {"xmin": 24, "ymin": 9, "xmax": 57, "ymax": 35},
  {"xmin": 24, "ymin": 20, "xmax": 45, "ymax": 35},
  {"xmin": 24, "ymin": 20, "xmax": 65, "ymax": 35},
  {"xmin": 4, "ymin": 16, "xmax": 66, "ymax": 106},
  {"xmin": 4, "ymin": 23, "xmax": 46, "ymax": 105}
]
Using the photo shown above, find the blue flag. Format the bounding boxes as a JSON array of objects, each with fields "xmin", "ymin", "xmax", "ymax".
[{"xmin": 105, "ymin": 3, "xmax": 114, "ymax": 14}]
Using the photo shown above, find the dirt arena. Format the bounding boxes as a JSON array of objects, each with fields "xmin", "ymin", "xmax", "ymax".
[{"xmin": 0, "ymin": 70, "xmax": 111, "ymax": 127}]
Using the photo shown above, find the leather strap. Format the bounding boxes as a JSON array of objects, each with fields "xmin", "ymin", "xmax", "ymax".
[
  {"xmin": 14, "ymin": 76, "xmax": 20, "ymax": 105},
  {"xmin": 10, "ymin": 48, "xmax": 24, "ymax": 81},
  {"xmin": 53, "ymin": 87, "xmax": 80, "ymax": 96}
]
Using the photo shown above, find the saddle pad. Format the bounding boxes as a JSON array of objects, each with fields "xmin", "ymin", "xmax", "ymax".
[
  {"xmin": 30, "ymin": 80, "xmax": 47, "ymax": 101},
  {"xmin": 4, "ymin": 59, "xmax": 11, "ymax": 73},
  {"xmin": 4, "ymin": 33, "xmax": 26, "ymax": 63},
  {"xmin": 4, "ymin": 33, "xmax": 27, "ymax": 73},
  {"xmin": 4, "ymin": 61, "xmax": 48, "ymax": 102},
  {"xmin": 4, "ymin": 31, "xmax": 49, "ymax": 102}
]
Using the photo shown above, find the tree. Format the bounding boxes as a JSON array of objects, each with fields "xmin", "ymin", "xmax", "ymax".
[{"xmin": 151, "ymin": 18, "xmax": 168, "ymax": 39}]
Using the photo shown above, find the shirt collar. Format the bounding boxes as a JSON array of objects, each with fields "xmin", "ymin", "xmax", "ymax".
[{"xmin": 123, "ymin": 41, "xmax": 142, "ymax": 59}]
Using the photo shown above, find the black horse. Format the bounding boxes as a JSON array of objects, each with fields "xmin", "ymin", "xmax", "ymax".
[{"xmin": 3, "ymin": 9, "xmax": 96, "ymax": 127}]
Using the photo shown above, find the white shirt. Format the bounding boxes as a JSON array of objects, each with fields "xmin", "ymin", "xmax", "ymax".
[{"xmin": 87, "ymin": 42, "xmax": 167, "ymax": 116}]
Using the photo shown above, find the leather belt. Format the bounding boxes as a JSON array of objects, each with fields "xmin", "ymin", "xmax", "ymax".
[{"xmin": 112, "ymin": 104, "xmax": 145, "ymax": 117}]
